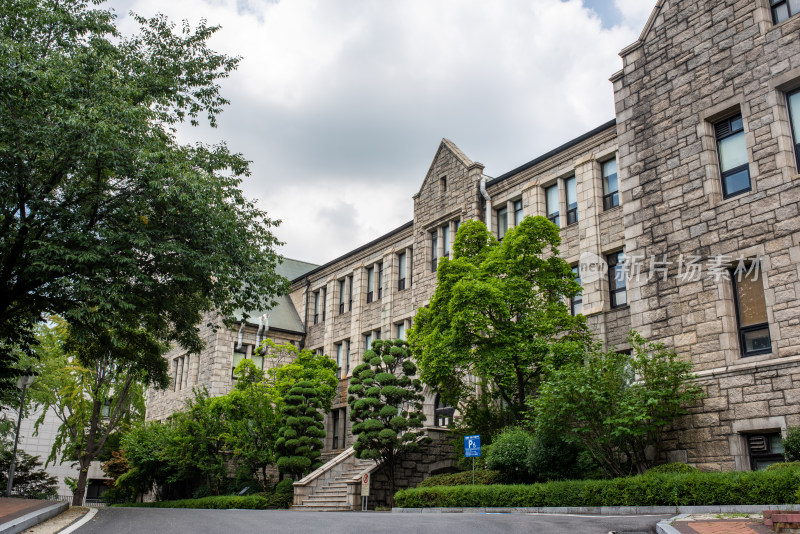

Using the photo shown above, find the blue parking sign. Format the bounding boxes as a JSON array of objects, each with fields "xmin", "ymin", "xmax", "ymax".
[{"xmin": 464, "ymin": 434, "xmax": 481, "ymax": 457}]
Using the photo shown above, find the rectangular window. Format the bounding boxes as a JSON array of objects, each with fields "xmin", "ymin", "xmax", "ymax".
[
  {"xmin": 251, "ymin": 351, "xmax": 264, "ymax": 371},
  {"xmin": 747, "ymin": 433, "xmax": 784, "ymax": 470},
  {"xmin": 565, "ymin": 176, "xmax": 578, "ymax": 225},
  {"xmin": 335, "ymin": 343, "xmax": 343, "ymax": 378},
  {"xmin": 431, "ymin": 232, "xmax": 438, "ymax": 272},
  {"xmin": 788, "ymin": 89, "xmax": 800, "ymax": 172},
  {"xmin": 514, "ymin": 199, "xmax": 523, "ymax": 226},
  {"xmin": 398, "ymin": 252, "xmax": 407, "ymax": 290},
  {"xmin": 177, "ymin": 357, "xmax": 184, "ymax": 390},
  {"xmin": 716, "ymin": 114, "xmax": 751, "ymax": 198},
  {"xmin": 545, "ymin": 184, "xmax": 559, "ymax": 227},
  {"xmin": 172, "ymin": 358, "xmax": 179, "ymax": 391},
  {"xmin": 733, "ymin": 267, "xmax": 772, "ymax": 356},
  {"xmin": 364, "ymin": 332, "xmax": 373, "ymax": 351},
  {"xmin": 339, "ymin": 279, "xmax": 346, "ymax": 314},
  {"xmin": 345, "ymin": 340, "xmax": 350, "ymax": 375},
  {"xmin": 396, "ymin": 322, "xmax": 406, "ymax": 340},
  {"xmin": 348, "ymin": 275, "xmax": 354, "ymax": 311},
  {"xmin": 442, "ymin": 225, "xmax": 450, "ymax": 257},
  {"xmin": 332, "ymin": 409, "xmax": 341, "ymax": 450},
  {"xmin": 497, "ymin": 207, "xmax": 508, "ymax": 240},
  {"xmin": 321, "ymin": 288, "xmax": 326, "ymax": 321},
  {"xmin": 602, "ymin": 159, "xmax": 619, "ymax": 210},
  {"xmin": 772, "ymin": 0, "xmax": 800, "ymax": 23},
  {"xmin": 232, "ymin": 345, "xmax": 247, "ymax": 379},
  {"xmin": 608, "ymin": 252, "xmax": 627, "ymax": 308},
  {"xmin": 375, "ymin": 330, "xmax": 381, "ymax": 340},
  {"xmin": 377, "ymin": 262, "xmax": 384, "ymax": 299},
  {"xmin": 313, "ymin": 291, "xmax": 320, "ymax": 324},
  {"xmin": 571, "ymin": 265, "xmax": 582, "ymax": 315},
  {"xmin": 366, "ymin": 267, "xmax": 374, "ymax": 303}
]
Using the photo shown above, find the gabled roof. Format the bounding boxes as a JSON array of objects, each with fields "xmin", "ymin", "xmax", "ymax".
[
  {"xmin": 233, "ymin": 258, "xmax": 319, "ymax": 334},
  {"xmin": 619, "ymin": 0, "xmax": 667, "ymax": 56},
  {"xmin": 414, "ymin": 138, "xmax": 476, "ymax": 198}
]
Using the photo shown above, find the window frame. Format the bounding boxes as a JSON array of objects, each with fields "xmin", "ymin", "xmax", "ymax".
[
  {"xmin": 431, "ymin": 231, "xmax": 438, "ymax": 272},
  {"xmin": 232, "ymin": 344, "xmax": 248, "ymax": 379},
  {"xmin": 771, "ymin": 0, "xmax": 800, "ymax": 23},
  {"xmin": 715, "ymin": 114, "xmax": 751, "ymax": 198},
  {"xmin": 565, "ymin": 175, "xmax": 578, "ymax": 226},
  {"xmin": 496, "ymin": 206, "xmax": 509, "ymax": 240},
  {"xmin": 313, "ymin": 291, "xmax": 320, "ymax": 325},
  {"xmin": 398, "ymin": 252, "xmax": 407, "ymax": 291},
  {"xmin": 366, "ymin": 266, "xmax": 374, "ymax": 303},
  {"xmin": 787, "ymin": 88, "xmax": 800, "ymax": 172},
  {"xmin": 348, "ymin": 275, "xmax": 354, "ymax": 311},
  {"xmin": 545, "ymin": 183, "xmax": 560, "ymax": 227},
  {"xmin": 338, "ymin": 279, "xmax": 346, "ymax": 314},
  {"xmin": 513, "ymin": 199, "xmax": 523, "ymax": 226},
  {"xmin": 747, "ymin": 432, "xmax": 784, "ymax": 470},
  {"xmin": 607, "ymin": 251, "xmax": 627, "ymax": 309},
  {"xmin": 377, "ymin": 262, "xmax": 383, "ymax": 299},
  {"xmin": 731, "ymin": 268, "xmax": 772, "ymax": 357},
  {"xmin": 602, "ymin": 158, "xmax": 619, "ymax": 210}
]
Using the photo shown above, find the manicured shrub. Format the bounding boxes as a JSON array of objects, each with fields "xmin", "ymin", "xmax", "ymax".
[
  {"xmin": 113, "ymin": 493, "xmax": 291, "ymax": 509},
  {"xmin": 645, "ymin": 463, "xmax": 700, "ymax": 475},
  {"xmin": 394, "ymin": 467, "xmax": 800, "ymax": 508},
  {"xmin": 526, "ymin": 431, "xmax": 601, "ymax": 482},
  {"xmin": 417, "ymin": 470, "xmax": 504, "ymax": 488},
  {"xmin": 485, "ymin": 427, "xmax": 534, "ymax": 482},
  {"xmin": 783, "ymin": 427, "xmax": 800, "ymax": 462}
]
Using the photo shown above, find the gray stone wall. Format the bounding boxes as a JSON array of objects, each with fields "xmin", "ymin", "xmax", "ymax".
[{"xmin": 614, "ymin": 0, "xmax": 800, "ymax": 468}]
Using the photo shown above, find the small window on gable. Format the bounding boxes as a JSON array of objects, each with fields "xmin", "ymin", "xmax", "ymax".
[
  {"xmin": 771, "ymin": 0, "xmax": 800, "ymax": 24},
  {"xmin": 440, "ymin": 176, "xmax": 447, "ymax": 193}
]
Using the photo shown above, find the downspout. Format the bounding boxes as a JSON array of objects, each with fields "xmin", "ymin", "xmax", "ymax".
[
  {"xmin": 256, "ymin": 315, "xmax": 265, "ymax": 347},
  {"xmin": 236, "ymin": 321, "xmax": 245, "ymax": 350},
  {"xmin": 301, "ymin": 277, "xmax": 310, "ymax": 349},
  {"xmin": 479, "ymin": 175, "xmax": 492, "ymax": 233}
]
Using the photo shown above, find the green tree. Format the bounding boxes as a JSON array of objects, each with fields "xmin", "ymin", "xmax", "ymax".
[
  {"xmin": 275, "ymin": 380, "xmax": 326, "ymax": 480},
  {"xmin": 261, "ymin": 340, "xmax": 338, "ymax": 412},
  {"xmin": 222, "ymin": 359, "xmax": 280, "ymax": 491},
  {"xmin": 30, "ymin": 320, "xmax": 167, "ymax": 505},
  {"xmin": 347, "ymin": 339, "xmax": 426, "ymax": 504},
  {"xmin": 532, "ymin": 332, "xmax": 704, "ymax": 477},
  {"xmin": 117, "ymin": 421, "xmax": 185, "ymax": 501},
  {"xmin": 408, "ymin": 217, "xmax": 591, "ymax": 424},
  {"xmin": 0, "ymin": 0, "xmax": 285, "ymax": 399},
  {"xmin": 0, "ymin": 448, "xmax": 58, "ymax": 499}
]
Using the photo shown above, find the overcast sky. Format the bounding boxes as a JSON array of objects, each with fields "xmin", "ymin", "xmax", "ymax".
[{"xmin": 106, "ymin": 0, "xmax": 656, "ymax": 265}]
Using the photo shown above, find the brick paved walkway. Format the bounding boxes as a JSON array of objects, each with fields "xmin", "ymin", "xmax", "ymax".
[
  {"xmin": 0, "ymin": 498, "xmax": 60, "ymax": 525},
  {"xmin": 672, "ymin": 519, "xmax": 773, "ymax": 534}
]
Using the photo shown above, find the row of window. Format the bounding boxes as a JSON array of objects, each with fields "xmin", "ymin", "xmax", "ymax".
[
  {"xmin": 494, "ymin": 157, "xmax": 618, "ymax": 240},
  {"xmin": 330, "ymin": 322, "xmax": 408, "ymax": 378},
  {"xmin": 313, "ymin": 251, "xmax": 412, "ymax": 324},
  {"xmin": 569, "ymin": 251, "xmax": 772, "ymax": 358}
]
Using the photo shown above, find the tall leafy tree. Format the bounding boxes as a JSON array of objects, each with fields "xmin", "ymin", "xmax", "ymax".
[
  {"xmin": 533, "ymin": 332, "xmax": 704, "ymax": 477},
  {"xmin": 408, "ymin": 217, "xmax": 591, "ymax": 423},
  {"xmin": 261, "ymin": 340, "xmax": 338, "ymax": 412},
  {"xmin": 275, "ymin": 380, "xmax": 326, "ymax": 480},
  {"xmin": 30, "ymin": 319, "xmax": 167, "ymax": 505},
  {"xmin": 0, "ymin": 448, "xmax": 58, "ymax": 499},
  {"xmin": 0, "ymin": 0, "xmax": 285, "ymax": 399},
  {"xmin": 347, "ymin": 339, "xmax": 426, "ymax": 504}
]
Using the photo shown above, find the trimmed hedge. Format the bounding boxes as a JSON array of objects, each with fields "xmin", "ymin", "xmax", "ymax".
[
  {"xmin": 395, "ymin": 468, "xmax": 800, "ymax": 508},
  {"xmin": 645, "ymin": 463, "xmax": 700, "ymax": 475},
  {"xmin": 417, "ymin": 470, "xmax": 504, "ymax": 488},
  {"xmin": 114, "ymin": 493, "xmax": 291, "ymax": 509}
]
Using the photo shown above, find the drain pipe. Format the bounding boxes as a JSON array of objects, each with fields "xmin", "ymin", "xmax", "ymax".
[
  {"xmin": 256, "ymin": 313, "xmax": 270, "ymax": 347},
  {"xmin": 236, "ymin": 321, "xmax": 245, "ymax": 350},
  {"xmin": 479, "ymin": 175, "xmax": 492, "ymax": 233}
]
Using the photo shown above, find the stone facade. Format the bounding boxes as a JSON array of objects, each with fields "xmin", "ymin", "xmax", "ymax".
[
  {"xmin": 613, "ymin": 0, "xmax": 800, "ymax": 470},
  {"xmin": 146, "ymin": 0, "xmax": 800, "ymax": 473}
]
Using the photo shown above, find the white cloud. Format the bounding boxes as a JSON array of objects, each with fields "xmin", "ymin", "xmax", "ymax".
[{"xmin": 106, "ymin": 0, "xmax": 656, "ymax": 264}]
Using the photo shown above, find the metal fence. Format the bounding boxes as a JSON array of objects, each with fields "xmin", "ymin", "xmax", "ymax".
[{"xmin": 48, "ymin": 495, "xmax": 109, "ymax": 507}]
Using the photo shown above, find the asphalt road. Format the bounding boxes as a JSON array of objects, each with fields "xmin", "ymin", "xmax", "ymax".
[{"xmin": 76, "ymin": 508, "xmax": 671, "ymax": 533}]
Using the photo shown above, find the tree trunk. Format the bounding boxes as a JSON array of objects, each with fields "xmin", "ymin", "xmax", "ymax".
[{"xmin": 72, "ymin": 462, "xmax": 89, "ymax": 506}]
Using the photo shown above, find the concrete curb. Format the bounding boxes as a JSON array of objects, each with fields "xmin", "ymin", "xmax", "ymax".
[
  {"xmin": 392, "ymin": 504, "xmax": 800, "ymax": 515},
  {"xmin": 59, "ymin": 507, "xmax": 98, "ymax": 534},
  {"xmin": 0, "ymin": 501, "xmax": 69, "ymax": 534},
  {"xmin": 656, "ymin": 513, "xmax": 689, "ymax": 534}
]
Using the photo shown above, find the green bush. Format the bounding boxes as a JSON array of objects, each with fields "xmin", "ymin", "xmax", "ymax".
[
  {"xmin": 275, "ymin": 479, "xmax": 295, "ymax": 495},
  {"xmin": 526, "ymin": 432, "xmax": 602, "ymax": 482},
  {"xmin": 395, "ymin": 467, "xmax": 800, "ymax": 508},
  {"xmin": 485, "ymin": 427, "xmax": 534, "ymax": 483},
  {"xmin": 114, "ymin": 493, "xmax": 291, "ymax": 509},
  {"xmin": 418, "ymin": 470, "xmax": 504, "ymax": 488},
  {"xmin": 645, "ymin": 463, "xmax": 700, "ymax": 475},
  {"xmin": 784, "ymin": 427, "xmax": 800, "ymax": 462}
]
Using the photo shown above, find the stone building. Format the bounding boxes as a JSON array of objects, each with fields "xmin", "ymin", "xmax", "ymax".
[{"xmin": 146, "ymin": 0, "xmax": 800, "ymax": 491}]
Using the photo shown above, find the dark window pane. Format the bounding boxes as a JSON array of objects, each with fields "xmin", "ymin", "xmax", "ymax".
[
  {"xmin": 742, "ymin": 327, "xmax": 772, "ymax": 353},
  {"xmin": 774, "ymin": 3, "xmax": 790, "ymax": 22},
  {"xmin": 788, "ymin": 90, "xmax": 800, "ymax": 171},
  {"xmin": 723, "ymin": 167, "xmax": 751, "ymax": 197}
]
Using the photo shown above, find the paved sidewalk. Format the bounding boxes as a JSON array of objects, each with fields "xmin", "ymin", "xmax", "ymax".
[
  {"xmin": 670, "ymin": 515, "xmax": 772, "ymax": 534},
  {"xmin": 0, "ymin": 498, "xmax": 69, "ymax": 534}
]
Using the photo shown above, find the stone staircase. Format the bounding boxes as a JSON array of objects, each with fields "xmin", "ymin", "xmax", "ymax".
[{"xmin": 292, "ymin": 448, "xmax": 377, "ymax": 511}]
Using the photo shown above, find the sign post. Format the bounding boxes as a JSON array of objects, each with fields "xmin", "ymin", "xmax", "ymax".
[
  {"xmin": 361, "ymin": 472, "xmax": 370, "ymax": 511},
  {"xmin": 464, "ymin": 435, "xmax": 481, "ymax": 484}
]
